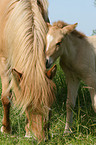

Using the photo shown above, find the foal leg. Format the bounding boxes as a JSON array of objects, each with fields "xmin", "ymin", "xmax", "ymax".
[
  {"xmin": 0, "ymin": 57, "xmax": 11, "ymax": 133},
  {"xmin": 64, "ymin": 72, "xmax": 80, "ymax": 133},
  {"xmin": 83, "ymin": 72, "xmax": 96, "ymax": 113},
  {"xmin": 89, "ymin": 89, "xmax": 96, "ymax": 113}
]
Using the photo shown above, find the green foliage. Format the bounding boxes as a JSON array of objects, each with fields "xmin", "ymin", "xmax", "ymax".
[
  {"xmin": 94, "ymin": 0, "xmax": 96, "ymax": 6},
  {"xmin": 0, "ymin": 61, "xmax": 96, "ymax": 144},
  {"xmin": 92, "ymin": 29, "xmax": 96, "ymax": 35},
  {"xmin": 93, "ymin": 1, "xmax": 96, "ymax": 35}
]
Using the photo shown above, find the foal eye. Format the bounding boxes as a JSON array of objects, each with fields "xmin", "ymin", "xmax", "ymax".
[{"xmin": 56, "ymin": 42, "xmax": 61, "ymax": 46}]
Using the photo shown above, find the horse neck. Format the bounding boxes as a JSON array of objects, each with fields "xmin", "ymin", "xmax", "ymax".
[
  {"xmin": 61, "ymin": 35, "xmax": 75, "ymax": 57},
  {"xmin": 61, "ymin": 34, "xmax": 86, "ymax": 61}
]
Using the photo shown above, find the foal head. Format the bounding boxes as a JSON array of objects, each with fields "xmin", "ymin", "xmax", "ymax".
[{"xmin": 46, "ymin": 22, "xmax": 77, "ymax": 68}]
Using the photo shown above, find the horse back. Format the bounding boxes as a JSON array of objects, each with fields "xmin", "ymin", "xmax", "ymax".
[{"xmin": 87, "ymin": 35, "xmax": 96, "ymax": 50}]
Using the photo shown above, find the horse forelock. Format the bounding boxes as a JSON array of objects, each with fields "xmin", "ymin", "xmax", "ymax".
[{"xmin": 4, "ymin": 0, "xmax": 55, "ymax": 116}]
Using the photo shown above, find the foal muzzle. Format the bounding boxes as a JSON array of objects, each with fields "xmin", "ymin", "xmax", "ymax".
[{"xmin": 46, "ymin": 57, "xmax": 53, "ymax": 69}]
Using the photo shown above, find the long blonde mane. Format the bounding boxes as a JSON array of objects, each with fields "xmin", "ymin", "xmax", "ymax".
[{"xmin": 4, "ymin": 0, "xmax": 55, "ymax": 116}]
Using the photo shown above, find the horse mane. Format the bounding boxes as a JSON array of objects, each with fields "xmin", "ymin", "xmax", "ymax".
[
  {"xmin": 37, "ymin": 0, "xmax": 50, "ymax": 22},
  {"xmin": 4, "ymin": 0, "xmax": 55, "ymax": 116},
  {"xmin": 53, "ymin": 21, "xmax": 86, "ymax": 39}
]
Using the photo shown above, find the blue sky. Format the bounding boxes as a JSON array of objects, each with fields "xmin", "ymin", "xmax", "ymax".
[{"xmin": 48, "ymin": 0, "xmax": 96, "ymax": 36}]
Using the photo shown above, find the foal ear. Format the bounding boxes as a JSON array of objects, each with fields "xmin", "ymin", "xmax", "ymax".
[
  {"xmin": 62, "ymin": 23, "xmax": 78, "ymax": 35},
  {"xmin": 12, "ymin": 69, "xmax": 22, "ymax": 83}
]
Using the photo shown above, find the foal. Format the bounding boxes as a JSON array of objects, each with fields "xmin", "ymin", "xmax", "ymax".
[{"xmin": 46, "ymin": 21, "xmax": 96, "ymax": 133}]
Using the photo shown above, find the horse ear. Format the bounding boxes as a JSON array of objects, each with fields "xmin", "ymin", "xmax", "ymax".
[
  {"xmin": 46, "ymin": 64, "xmax": 57, "ymax": 79},
  {"xmin": 62, "ymin": 23, "xmax": 78, "ymax": 35},
  {"xmin": 47, "ymin": 22, "xmax": 52, "ymax": 28},
  {"xmin": 12, "ymin": 69, "xmax": 22, "ymax": 83}
]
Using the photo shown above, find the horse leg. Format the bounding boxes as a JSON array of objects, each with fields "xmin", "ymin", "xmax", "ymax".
[
  {"xmin": 25, "ymin": 109, "xmax": 31, "ymax": 138},
  {"xmin": 1, "ymin": 94, "xmax": 11, "ymax": 133},
  {"xmin": 64, "ymin": 71, "xmax": 80, "ymax": 133},
  {"xmin": 25, "ymin": 107, "xmax": 47, "ymax": 141},
  {"xmin": 0, "ymin": 57, "xmax": 11, "ymax": 133}
]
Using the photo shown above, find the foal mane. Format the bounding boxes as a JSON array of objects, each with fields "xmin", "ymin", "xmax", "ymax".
[
  {"xmin": 53, "ymin": 21, "xmax": 86, "ymax": 39},
  {"xmin": 4, "ymin": 0, "xmax": 55, "ymax": 116}
]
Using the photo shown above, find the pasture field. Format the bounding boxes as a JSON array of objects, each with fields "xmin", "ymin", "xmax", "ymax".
[{"xmin": 0, "ymin": 60, "xmax": 96, "ymax": 145}]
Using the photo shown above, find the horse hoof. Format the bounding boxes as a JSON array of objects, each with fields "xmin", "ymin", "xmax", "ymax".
[
  {"xmin": 25, "ymin": 134, "xmax": 32, "ymax": 138},
  {"xmin": 64, "ymin": 130, "xmax": 72, "ymax": 134},
  {"xmin": 1, "ymin": 126, "xmax": 12, "ymax": 134}
]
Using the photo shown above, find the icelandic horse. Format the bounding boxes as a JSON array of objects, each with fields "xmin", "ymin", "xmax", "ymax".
[
  {"xmin": 46, "ymin": 21, "xmax": 96, "ymax": 133},
  {"xmin": 0, "ymin": 0, "xmax": 56, "ymax": 141}
]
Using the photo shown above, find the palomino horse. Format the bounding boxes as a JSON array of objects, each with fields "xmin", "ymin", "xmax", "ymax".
[
  {"xmin": 0, "ymin": 0, "xmax": 56, "ymax": 141},
  {"xmin": 46, "ymin": 21, "xmax": 96, "ymax": 133}
]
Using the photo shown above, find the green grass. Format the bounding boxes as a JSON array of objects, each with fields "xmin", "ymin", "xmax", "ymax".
[{"xmin": 0, "ymin": 60, "xmax": 96, "ymax": 145}]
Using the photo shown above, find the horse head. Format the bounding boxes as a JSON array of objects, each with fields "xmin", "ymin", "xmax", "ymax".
[{"xmin": 46, "ymin": 22, "xmax": 78, "ymax": 68}]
